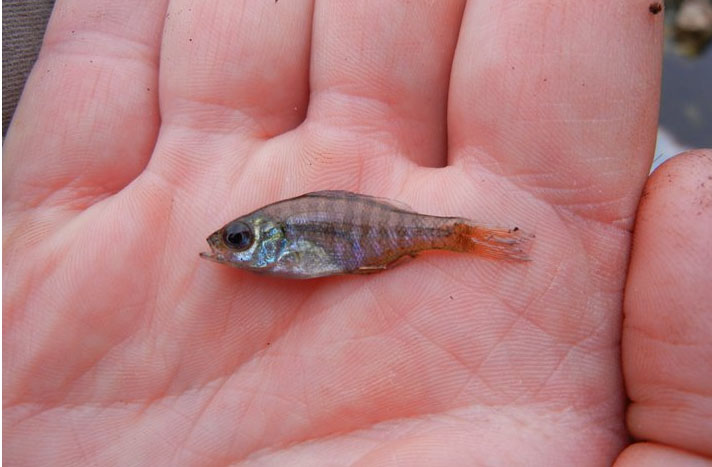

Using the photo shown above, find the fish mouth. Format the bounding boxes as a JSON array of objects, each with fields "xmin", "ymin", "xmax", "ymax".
[
  {"xmin": 199, "ymin": 250, "xmax": 226, "ymax": 264},
  {"xmin": 200, "ymin": 232, "xmax": 227, "ymax": 263}
]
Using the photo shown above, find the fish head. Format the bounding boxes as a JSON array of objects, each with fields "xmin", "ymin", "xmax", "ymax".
[{"xmin": 200, "ymin": 214, "xmax": 287, "ymax": 273}]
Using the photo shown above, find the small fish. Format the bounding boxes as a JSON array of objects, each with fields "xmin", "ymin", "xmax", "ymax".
[{"xmin": 200, "ymin": 190, "xmax": 530, "ymax": 279}]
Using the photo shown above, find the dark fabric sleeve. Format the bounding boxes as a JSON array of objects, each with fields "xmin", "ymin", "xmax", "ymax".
[{"xmin": 2, "ymin": 0, "xmax": 55, "ymax": 137}]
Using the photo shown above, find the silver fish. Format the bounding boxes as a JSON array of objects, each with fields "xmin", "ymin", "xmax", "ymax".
[{"xmin": 200, "ymin": 190, "xmax": 530, "ymax": 278}]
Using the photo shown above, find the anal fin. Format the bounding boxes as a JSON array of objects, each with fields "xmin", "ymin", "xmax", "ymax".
[
  {"xmin": 354, "ymin": 265, "xmax": 388, "ymax": 275},
  {"xmin": 353, "ymin": 253, "xmax": 419, "ymax": 275}
]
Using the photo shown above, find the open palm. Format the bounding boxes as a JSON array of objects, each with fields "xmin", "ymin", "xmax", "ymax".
[{"xmin": 4, "ymin": 1, "xmax": 687, "ymax": 465}]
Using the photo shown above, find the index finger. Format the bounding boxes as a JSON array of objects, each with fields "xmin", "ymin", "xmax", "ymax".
[{"xmin": 448, "ymin": 0, "xmax": 663, "ymax": 226}]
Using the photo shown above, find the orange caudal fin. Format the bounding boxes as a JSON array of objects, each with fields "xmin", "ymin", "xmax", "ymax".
[{"xmin": 450, "ymin": 223, "xmax": 533, "ymax": 261}]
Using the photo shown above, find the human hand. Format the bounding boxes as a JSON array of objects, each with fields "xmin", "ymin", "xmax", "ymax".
[{"xmin": 5, "ymin": 1, "xmax": 708, "ymax": 465}]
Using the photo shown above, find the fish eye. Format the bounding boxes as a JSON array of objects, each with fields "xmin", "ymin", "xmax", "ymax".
[{"xmin": 222, "ymin": 222, "xmax": 253, "ymax": 251}]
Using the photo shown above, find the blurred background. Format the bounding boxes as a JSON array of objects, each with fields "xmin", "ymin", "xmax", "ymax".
[
  {"xmin": 3, "ymin": 0, "xmax": 711, "ymax": 171},
  {"xmin": 654, "ymin": 0, "xmax": 712, "ymax": 170}
]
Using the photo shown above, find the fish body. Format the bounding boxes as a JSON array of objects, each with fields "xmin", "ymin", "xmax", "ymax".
[{"xmin": 200, "ymin": 190, "xmax": 529, "ymax": 279}]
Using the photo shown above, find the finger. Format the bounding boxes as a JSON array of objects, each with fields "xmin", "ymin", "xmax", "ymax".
[
  {"xmin": 3, "ymin": 0, "xmax": 167, "ymax": 211},
  {"xmin": 623, "ymin": 150, "xmax": 712, "ymax": 457},
  {"xmin": 157, "ymin": 0, "xmax": 313, "ymax": 139},
  {"xmin": 308, "ymin": 1, "xmax": 466, "ymax": 167},
  {"xmin": 614, "ymin": 443, "xmax": 711, "ymax": 467},
  {"xmin": 448, "ymin": 0, "xmax": 663, "ymax": 225}
]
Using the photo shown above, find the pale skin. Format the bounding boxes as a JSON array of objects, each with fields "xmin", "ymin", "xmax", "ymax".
[{"xmin": 3, "ymin": 0, "xmax": 711, "ymax": 465}]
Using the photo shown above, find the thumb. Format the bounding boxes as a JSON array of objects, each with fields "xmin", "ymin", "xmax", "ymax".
[{"xmin": 617, "ymin": 150, "xmax": 712, "ymax": 464}]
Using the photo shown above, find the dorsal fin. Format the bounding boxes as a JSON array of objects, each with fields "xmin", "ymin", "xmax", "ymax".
[{"xmin": 302, "ymin": 190, "xmax": 416, "ymax": 213}]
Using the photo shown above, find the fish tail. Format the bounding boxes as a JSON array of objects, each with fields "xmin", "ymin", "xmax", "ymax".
[{"xmin": 447, "ymin": 222, "xmax": 532, "ymax": 261}]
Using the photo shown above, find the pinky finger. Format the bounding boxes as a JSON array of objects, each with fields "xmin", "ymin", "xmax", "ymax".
[{"xmin": 3, "ymin": 0, "xmax": 167, "ymax": 212}]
